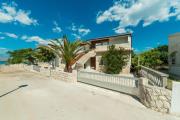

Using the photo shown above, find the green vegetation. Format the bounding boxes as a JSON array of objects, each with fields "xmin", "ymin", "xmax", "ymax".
[
  {"xmin": 101, "ymin": 45, "xmax": 129, "ymax": 74},
  {"xmin": 131, "ymin": 45, "xmax": 168, "ymax": 71},
  {"xmin": 7, "ymin": 47, "xmax": 56, "ymax": 65},
  {"xmin": 42, "ymin": 36, "xmax": 82, "ymax": 73},
  {"xmin": 35, "ymin": 46, "xmax": 56, "ymax": 63},
  {"xmin": 7, "ymin": 48, "xmax": 35, "ymax": 64}
]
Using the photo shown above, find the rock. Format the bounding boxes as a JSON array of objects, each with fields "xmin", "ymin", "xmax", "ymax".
[
  {"xmin": 159, "ymin": 96, "xmax": 167, "ymax": 101},
  {"xmin": 163, "ymin": 101, "xmax": 170, "ymax": 109},
  {"xmin": 156, "ymin": 100, "xmax": 164, "ymax": 108}
]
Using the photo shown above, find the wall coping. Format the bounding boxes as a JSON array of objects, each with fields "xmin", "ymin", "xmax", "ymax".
[{"xmin": 141, "ymin": 65, "xmax": 169, "ymax": 77}]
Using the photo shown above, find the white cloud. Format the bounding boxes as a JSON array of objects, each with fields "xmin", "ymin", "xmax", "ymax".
[
  {"xmin": 72, "ymin": 33, "xmax": 81, "ymax": 39},
  {"xmin": 21, "ymin": 35, "xmax": 49, "ymax": 45},
  {"xmin": 0, "ymin": 32, "xmax": 18, "ymax": 39},
  {"xmin": 96, "ymin": 0, "xmax": 180, "ymax": 33},
  {"xmin": 0, "ymin": 2, "xmax": 38, "ymax": 25},
  {"xmin": 78, "ymin": 28, "xmax": 91, "ymax": 36},
  {"xmin": 69, "ymin": 23, "xmax": 91, "ymax": 39},
  {"xmin": 0, "ymin": 47, "xmax": 9, "ymax": 59},
  {"xmin": 52, "ymin": 21, "xmax": 62, "ymax": 33},
  {"xmin": 0, "ymin": 36, "xmax": 5, "ymax": 40},
  {"xmin": 0, "ymin": 11, "xmax": 13, "ymax": 23},
  {"xmin": 4, "ymin": 32, "xmax": 18, "ymax": 38}
]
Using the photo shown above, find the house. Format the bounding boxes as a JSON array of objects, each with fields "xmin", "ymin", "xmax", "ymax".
[
  {"xmin": 168, "ymin": 33, "xmax": 180, "ymax": 76},
  {"xmin": 75, "ymin": 33, "xmax": 132, "ymax": 74},
  {"xmin": 55, "ymin": 33, "xmax": 132, "ymax": 74}
]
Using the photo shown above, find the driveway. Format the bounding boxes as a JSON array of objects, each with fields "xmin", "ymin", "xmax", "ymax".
[{"xmin": 0, "ymin": 71, "xmax": 179, "ymax": 120}]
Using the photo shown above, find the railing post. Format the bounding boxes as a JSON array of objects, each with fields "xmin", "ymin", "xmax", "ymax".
[{"xmin": 162, "ymin": 76, "xmax": 167, "ymax": 88}]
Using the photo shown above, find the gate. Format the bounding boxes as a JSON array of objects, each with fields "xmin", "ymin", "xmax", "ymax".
[{"xmin": 77, "ymin": 71, "xmax": 139, "ymax": 96}]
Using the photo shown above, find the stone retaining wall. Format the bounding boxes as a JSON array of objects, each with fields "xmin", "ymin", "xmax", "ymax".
[
  {"xmin": 0, "ymin": 64, "xmax": 77, "ymax": 83},
  {"xmin": 51, "ymin": 70, "xmax": 77, "ymax": 83},
  {"xmin": 0, "ymin": 64, "xmax": 25, "ymax": 72},
  {"xmin": 139, "ymin": 78, "xmax": 172, "ymax": 113}
]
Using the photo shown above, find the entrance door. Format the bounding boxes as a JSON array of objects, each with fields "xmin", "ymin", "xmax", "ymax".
[{"xmin": 90, "ymin": 57, "xmax": 96, "ymax": 70}]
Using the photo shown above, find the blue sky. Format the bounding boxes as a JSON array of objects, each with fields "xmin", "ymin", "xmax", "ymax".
[{"xmin": 0, "ymin": 0, "xmax": 180, "ymax": 58}]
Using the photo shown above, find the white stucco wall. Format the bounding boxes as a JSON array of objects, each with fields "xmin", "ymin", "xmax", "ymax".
[
  {"xmin": 94, "ymin": 35, "xmax": 132, "ymax": 74},
  {"xmin": 84, "ymin": 59, "xmax": 91, "ymax": 70},
  {"xmin": 170, "ymin": 82, "xmax": 180, "ymax": 115},
  {"xmin": 169, "ymin": 33, "xmax": 180, "ymax": 76}
]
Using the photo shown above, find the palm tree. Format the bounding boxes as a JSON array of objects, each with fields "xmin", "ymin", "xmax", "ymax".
[{"xmin": 42, "ymin": 35, "xmax": 82, "ymax": 73}]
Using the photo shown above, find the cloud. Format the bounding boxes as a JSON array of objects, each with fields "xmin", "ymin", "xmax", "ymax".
[
  {"xmin": 96, "ymin": 0, "xmax": 180, "ymax": 33},
  {"xmin": 72, "ymin": 33, "xmax": 81, "ymax": 39},
  {"xmin": 52, "ymin": 21, "xmax": 62, "ymax": 33},
  {"xmin": 4, "ymin": 32, "xmax": 18, "ymax": 38},
  {"xmin": 0, "ymin": 36, "xmax": 5, "ymax": 40},
  {"xmin": 69, "ymin": 23, "xmax": 91, "ymax": 39},
  {"xmin": 0, "ymin": 47, "xmax": 9, "ymax": 59},
  {"xmin": 21, "ymin": 35, "xmax": 49, "ymax": 45},
  {"xmin": 78, "ymin": 28, "xmax": 91, "ymax": 36},
  {"xmin": 0, "ymin": 32, "xmax": 18, "ymax": 39},
  {"xmin": 0, "ymin": 2, "xmax": 38, "ymax": 25}
]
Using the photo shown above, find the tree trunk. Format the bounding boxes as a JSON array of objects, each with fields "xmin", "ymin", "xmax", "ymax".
[{"xmin": 65, "ymin": 63, "xmax": 72, "ymax": 73}]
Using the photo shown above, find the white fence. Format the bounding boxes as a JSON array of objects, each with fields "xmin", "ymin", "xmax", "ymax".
[
  {"xmin": 77, "ymin": 71, "xmax": 139, "ymax": 96},
  {"xmin": 140, "ymin": 66, "xmax": 168, "ymax": 87}
]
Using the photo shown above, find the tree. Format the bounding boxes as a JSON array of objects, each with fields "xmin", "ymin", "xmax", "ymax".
[
  {"xmin": 7, "ymin": 47, "xmax": 56, "ymax": 65},
  {"xmin": 7, "ymin": 48, "xmax": 36, "ymax": 64},
  {"xmin": 131, "ymin": 51, "xmax": 139, "ymax": 73},
  {"xmin": 35, "ymin": 46, "xmax": 56, "ymax": 63},
  {"xmin": 101, "ymin": 45, "xmax": 129, "ymax": 74},
  {"xmin": 131, "ymin": 45, "xmax": 168, "ymax": 71},
  {"xmin": 43, "ymin": 35, "xmax": 82, "ymax": 73}
]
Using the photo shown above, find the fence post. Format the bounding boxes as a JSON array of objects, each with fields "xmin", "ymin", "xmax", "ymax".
[{"xmin": 162, "ymin": 76, "xmax": 167, "ymax": 88}]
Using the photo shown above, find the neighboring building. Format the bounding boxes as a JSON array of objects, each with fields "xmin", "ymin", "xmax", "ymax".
[
  {"xmin": 75, "ymin": 33, "xmax": 132, "ymax": 74},
  {"xmin": 168, "ymin": 33, "xmax": 180, "ymax": 76}
]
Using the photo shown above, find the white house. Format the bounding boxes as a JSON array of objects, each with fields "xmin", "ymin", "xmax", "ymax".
[{"xmin": 54, "ymin": 33, "xmax": 132, "ymax": 74}]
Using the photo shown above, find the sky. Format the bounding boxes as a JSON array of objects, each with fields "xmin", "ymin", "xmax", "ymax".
[{"xmin": 0, "ymin": 0, "xmax": 180, "ymax": 59}]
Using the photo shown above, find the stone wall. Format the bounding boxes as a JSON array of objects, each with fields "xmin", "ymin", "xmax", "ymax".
[
  {"xmin": 0, "ymin": 64, "xmax": 77, "ymax": 83},
  {"xmin": 139, "ymin": 78, "xmax": 172, "ymax": 113},
  {"xmin": 29, "ymin": 65, "xmax": 78, "ymax": 83},
  {"xmin": 51, "ymin": 69, "xmax": 77, "ymax": 83},
  {"xmin": 0, "ymin": 64, "xmax": 25, "ymax": 72}
]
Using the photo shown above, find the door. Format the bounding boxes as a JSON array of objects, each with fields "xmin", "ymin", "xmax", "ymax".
[{"xmin": 90, "ymin": 57, "xmax": 96, "ymax": 70}]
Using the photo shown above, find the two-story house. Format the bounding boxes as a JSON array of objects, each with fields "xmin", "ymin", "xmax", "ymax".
[
  {"xmin": 75, "ymin": 33, "xmax": 132, "ymax": 74},
  {"xmin": 54, "ymin": 33, "xmax": 132, "ymax": 74}
]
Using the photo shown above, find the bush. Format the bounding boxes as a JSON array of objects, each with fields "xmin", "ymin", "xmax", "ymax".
[{"xmin": 101, "ymin": 45, "xmax": 129, "ymax": 74}]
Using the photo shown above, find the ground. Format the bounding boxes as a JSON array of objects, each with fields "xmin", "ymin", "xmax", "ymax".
[{"xmin": 0, "ymin": 70, "xmax": 179, "ymax": 120}]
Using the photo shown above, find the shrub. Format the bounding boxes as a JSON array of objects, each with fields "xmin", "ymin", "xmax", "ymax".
[{"xmin": 101, "ymin": 45, "xmax": 129, "ymax": 74}]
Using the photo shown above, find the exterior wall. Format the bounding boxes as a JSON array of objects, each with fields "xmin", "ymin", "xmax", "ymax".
[
  {"xmin": 0, "ymin": 64, "xmax": 77, "ymax": 83},
  {"xmin": 95, "ymin": 35, "xmax": 131, "ymax": 52},
  {"xmin": 139, "ymin": 78, "xmax": 172, "ymax": 113},
  {"xmin": 171, "ymin": 82, "xmax": 180, "ymax": 115},
  {"xmin": 94, "ymin": 35, "xmax": 131, "ymax": 74},
  {"xmin": 169, "ymin": 33, "xmax": 180, "ymax": 76},
  {"xmin": 84, "ymin": 59, "xmax": 91, "ymax": 70},
  {"xmin": 95, "ymin": 52, "xmax": 104, "ymax": 72}
]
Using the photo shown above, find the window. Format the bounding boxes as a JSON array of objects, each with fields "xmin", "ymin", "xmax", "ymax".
[
  {"xmin": 172, "ymin": 57, "xmax": 175, "ymax": 65},
  {"xmin": 170, "ymin": 51, "xmax": 177, "ymax": 65}
]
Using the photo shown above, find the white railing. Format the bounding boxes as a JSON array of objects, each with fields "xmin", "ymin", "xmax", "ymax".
[
  {"xmin": 78, "ymin": 71, "xmax": 139, "ymax": 96},
  {"xmin": 140, "ymin": 66, "xmax": 168, "ymax": 87}
]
